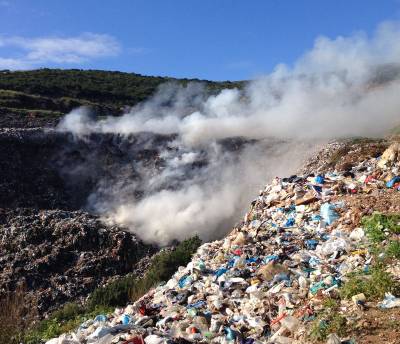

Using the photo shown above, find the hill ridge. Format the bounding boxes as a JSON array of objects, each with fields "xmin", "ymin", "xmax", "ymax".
[{"xmin": 0, "ymin": 69, "xmax": 243, "ymax": 128}]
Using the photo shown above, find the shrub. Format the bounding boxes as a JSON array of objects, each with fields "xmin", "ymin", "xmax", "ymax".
[
  {"xmin": 386, "ymin": 240, "xmax": 400, "ymax": 259},
  {"xmin": 130, "ymin": 235, "xmax": 202, "ymax": 301},
  {"xmin": 362, "ymin": 213, "xmax": 400, "ymax": 243},
  {"xmin": 0, "ymin": 69, "xmax": 244, "ymax": 117},
  {"xmin": 88, "ymin": 235, "xmax": 202, "ymax": 308},
  {"xmin": 24, "ymin": 304, "xmax": 113, "ymax": 344},
  {"xmin": 309, "ymin": 298, "xmax": 347, "ymax": 341},
  {"xmin": 50, "ymin": 302, "xmax": 85, "ymax": 322},
  {"xmin": 25, "ymin": 236, "xmax": 202, "ymax": 343},
  {"xmin": 340, "ymin": 264, "xmax": 399, "ymax": 300},
  {"xmin": 0, "ymin": 285, "xmax": 38, "ymax": 344},
  {"xmin": 87, "ymin": 274, "xmax": 137, "ymax": 309}
]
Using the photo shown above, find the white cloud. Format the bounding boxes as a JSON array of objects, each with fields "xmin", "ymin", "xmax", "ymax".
[
  {"xmin": 0, "ymin": 33, "xmax": 121, "ymax": 69},
  {"xmin": 0, "ymin": 57, "xmax": 31, "ymax": 70}
]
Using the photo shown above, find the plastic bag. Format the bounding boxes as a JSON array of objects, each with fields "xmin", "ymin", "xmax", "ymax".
[
  {"xmin": 315, "ymin": 175, "xmax": 325, "ymax": 184},
  {"xmin": 178, "ymin": 275, "xmax": 193, "ymax": 288},
  {"xmin": 320, "ymin": 203, "xmax": 339, "ymax": 225},
  {"xmin": 386, "ymin": 176, "xmax": 400, "ymax": 188},
  {"xmin": 378, "ymin": 293, "xmax": 400, "ymax": 308},
  {"xmin": 317, "ymin": 237, "xmax": 349, "ymax": 256}
]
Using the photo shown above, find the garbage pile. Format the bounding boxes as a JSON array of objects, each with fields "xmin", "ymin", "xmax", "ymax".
[
  {"xmin": 0, "ymin": 127, "xmax": 253, "ymax": 210},
  {"xmin": 0, "ymin": 127, "xmax": 255, "ymax": 318},
  {"xmin": 0, "ymin": 209, "xmax": 157, "ymax": 315},
  {"xmin": 46, "ymin": 142, "xmax": 400, "ymax": 344},
  {"xmin": 0, "ymin": 128, "xmax": 178, "ymax": 210}
]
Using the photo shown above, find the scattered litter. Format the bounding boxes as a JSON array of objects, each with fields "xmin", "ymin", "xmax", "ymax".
[
  {"xmin": 46, "ymin": 147, "xmax": 400, "ymax": 343},
  {"xmin": 378, "ymin": 293, "xmax": 400, "ymax": 309}
]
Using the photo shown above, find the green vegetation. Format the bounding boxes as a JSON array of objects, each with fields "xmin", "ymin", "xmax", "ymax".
[
  {"xmin": 340, "ymin": 264, "xmax": 398, "ymax": 300},
  {"xmin": 361, "ymin": 213, "xmax": 400, "ymax": 262},
  {"xmin": 24, "ymin": 304, "xmax": 113, "ymax": 344},
  {"xmin": 0, "ymin": 69, "xmax": 244, "ymax": 119},
  {"xmin": 88, "ymin": 235, "xmax": 201, "ymax": 307},
  {"xmin": 309, "ymin": 298, "xmax": 347, "ymax": 341},
  {"xmin": 0, "ymin": 89, "xmax": 103, "ymax": 116},
  {"xmin": 23, "ymin": 236, "xmax": 201, "ymax": 343},
  {"xmin": 310, "ymin": 213, "xmax": 400, "ymax": 341},
  {"xmin": 386, "ymin": 240, "xmax": 400, "ymax": 259},
  {"xmin": 87, "ymin": 273, "xmax": 137, "ymax": 309},
  {"xmin": 340, "ymin": 214, "xmax": 400, "ymax": 300},
  {"xmin": 361, "ymin": 213, "xmax": 400, "ymax": 243}
]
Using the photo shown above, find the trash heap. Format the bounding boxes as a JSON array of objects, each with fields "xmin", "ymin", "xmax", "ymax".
[
  {"xmin": 46, "ymin": 143, "xmax": 400, "ymax": 344},
  {"xmin": 0, "ymin": 209, "xmax": 157, "ymax": 316}
]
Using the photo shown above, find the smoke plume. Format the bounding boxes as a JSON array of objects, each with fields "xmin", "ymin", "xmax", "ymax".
[{"xmin": 58, "ymin": 21, "xmax": 400, "ymax": 245}]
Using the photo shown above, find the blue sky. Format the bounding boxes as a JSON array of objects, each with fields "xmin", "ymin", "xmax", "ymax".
[{"xmin": 0, "ymin": 0, "xmax": 399, "ymax": 80}]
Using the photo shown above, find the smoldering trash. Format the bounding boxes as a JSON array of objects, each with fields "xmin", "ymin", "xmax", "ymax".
[
  {"xmin": 42, "ymin": 21, "xmax": 400, "ymax": 343},
  {"xmin": 45, "ymin": 142, "xmax": 400, "ymax": 343},
  {"xmin": 57, "ymin": 22, "xmax": 400, "ymax": 245}
]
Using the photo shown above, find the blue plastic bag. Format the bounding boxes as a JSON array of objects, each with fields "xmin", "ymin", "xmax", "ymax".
[
  {"xmin": 386, "ymin": 176, "xmax": 400, "ymax": 188},
  {"xmin": 264, "ymin": 255, "xmax": 279, "ymax": 263},
  {"xmin": 94, "ymin": 314, "xmax": 107, "ymax": 323},
  {"xmin": 225, "ymin": 327, "xmax": 237, "ymax": 341},
  {"xmin": 273, "ymin": 272, "xmax": 290, "ymax": 284},
  {"xmin": 305, "ymin": 239, "xmax": 318, "ymax": 250},
  {"xmin": 178, "ymin": 275, "xmax": 193, "ymax": 288},
  {"xmin": 284, "ymin": 218, "xmax": 295, "ymax": 227},
  {"xmin": 121, "ymin": 314, "xmax": 131, "ymax": 325},
  {"xmin": 311, "ymin": 214, "xmax": 322, "ymax": 222},
  {"xmin": 320, "ymin": 203, "xmax": 339, "ymax": 225},
  {"xmin": 312, "ymin": 185, "xmax": 322, "ymax": 193},
  {"xmin": 214, "ymin": 267, "xmax": 228, "ymax": 278},
  {"xmin": 245, "ymin": 257, "xmax": 258, "ymax": 264},
  {"xmin": 187, "ymin": 300, "xmax": 206, "ymax": 309}
]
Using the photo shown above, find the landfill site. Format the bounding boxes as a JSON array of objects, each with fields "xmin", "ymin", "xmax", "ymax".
[
  {"xmin": 16, "ymin": 134, "xmax": 399, "ymax": 344},
  {"xmin": 1, "ymin": 82, "xmax": 400, "ymax": 343},
  {"xmin": 2, "ymin": 58, "xmax": 400, "ymax": 344},
  {"xmin": 3, "ymin": 2, "xmax": 400, "ymax": 342}
]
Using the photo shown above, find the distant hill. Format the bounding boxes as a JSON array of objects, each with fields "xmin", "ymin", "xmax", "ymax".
[{"xmin": 0, "ymin": 69, "xmax": 243, "ymax": 127}]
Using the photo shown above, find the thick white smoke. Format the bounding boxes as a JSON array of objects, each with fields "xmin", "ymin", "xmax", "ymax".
[
  {"xmin": 58, "ymin": 21, "xmax": 400, "ymax": 245},
  {"xmin": 85, "ymin": 140, "xmax": 312, "ymax": 244}
]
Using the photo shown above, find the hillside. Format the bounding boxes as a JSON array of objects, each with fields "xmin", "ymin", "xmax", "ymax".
[{"xmin": 0, "ymin": 69, "xmax": 243, "ymax": 127}]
